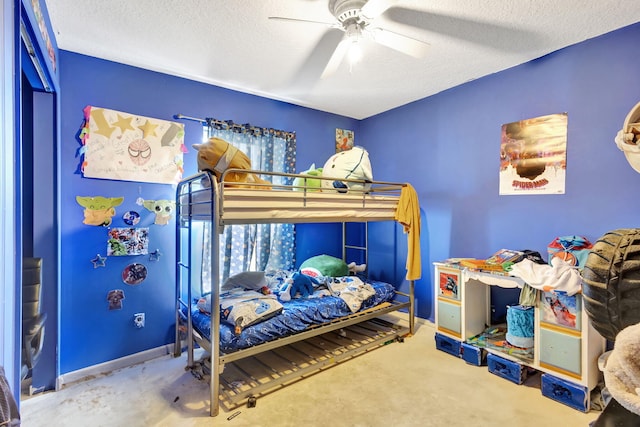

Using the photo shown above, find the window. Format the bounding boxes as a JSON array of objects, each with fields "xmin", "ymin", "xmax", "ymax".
[{"xmin": 200, "ymin": 119, "xmax": 296, "ymax": 292}]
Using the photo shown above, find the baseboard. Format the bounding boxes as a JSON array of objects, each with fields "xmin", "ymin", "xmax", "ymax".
[{"xmin": 56, "ymin": 344, "xmax": 172, "ymax": 390}]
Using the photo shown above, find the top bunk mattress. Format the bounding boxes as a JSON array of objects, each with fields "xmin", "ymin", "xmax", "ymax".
[
  {"xmin": 186, "ymin": 279, "xmax": 397, "ymax": 354},
  {"xmin": 176, "ymin": 171, "xmax": 404, "ymax": 225}
]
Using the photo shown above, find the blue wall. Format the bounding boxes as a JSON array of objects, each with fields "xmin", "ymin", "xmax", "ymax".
[
  {"xmin": 56, "ymin": 22, "xmax": 640, "ymax": 373},
  {"xmin": 58, "ymin": 52, "xmax": 360, "ymax": 373},
  {"xmin": 361, "ymin": 23, "xmax": 640, "ymax": 320}
]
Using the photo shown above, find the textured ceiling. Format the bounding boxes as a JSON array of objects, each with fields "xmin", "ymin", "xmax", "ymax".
[{"xmin": 44, "ymin": 0, "xmax": 640, "ymax": 119}]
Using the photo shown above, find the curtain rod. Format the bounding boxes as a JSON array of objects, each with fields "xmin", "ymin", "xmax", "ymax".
[
  {"xmin": 173, "ymin": 114, "xmax": 206, "ymax": 123},
  {"xmin": 175, "ymin": 114, "xmax": 296, "ymax": 139},
  {"xmin": 206, "ymin": 117, "xmax": 296, "ymax": 139}
]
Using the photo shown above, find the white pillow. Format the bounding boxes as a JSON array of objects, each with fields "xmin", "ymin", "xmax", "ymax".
[{"xmin": 222, "ymin": 271, "xmax": 267, "ymax": 291}]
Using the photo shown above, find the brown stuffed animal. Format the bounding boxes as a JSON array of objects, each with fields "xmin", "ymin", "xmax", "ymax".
[{"xmin": 192, "ymin": 137, "xmax": 270, "ymax": 189}]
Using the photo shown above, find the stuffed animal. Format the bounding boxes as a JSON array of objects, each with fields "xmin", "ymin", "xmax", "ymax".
[
  {"xmin": 603, "ymin": 321, "xmax": 640, "ymax": 415},
  {"xmin": 278, "ymin": 272, "xmax": 319, "ymax": 302},
  {"xmin": 348, "ymin": 262, "xmax": 366, "ymax": 274},
  {"xmin": 321, "ymin": 146, "xmax": 373, "ymax": 193},
  {"xmin": 300, "ymin": 254, "xmax": 349, "ymax": 278},
  {"xmin": 293, "ymin": 163, "xmax": 323, "ymax": 191},
  {"xmin": 192, "ymin": 137, "xmax": 271, "ymax": 189}
]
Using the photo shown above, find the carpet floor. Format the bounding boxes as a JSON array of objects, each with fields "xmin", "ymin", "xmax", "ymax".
[{"xmin": 20, "ymin": 319, "xmax": 600, "ymax": 426}]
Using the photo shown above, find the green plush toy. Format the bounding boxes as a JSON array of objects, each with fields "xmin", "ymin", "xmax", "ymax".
[
  {"xmin": 293, "ymin": 163, "xmax": 323, "ymax": 192},
  {"xmin": 300, "ymin": 254, "xmax": 349, "ymax": 278}
]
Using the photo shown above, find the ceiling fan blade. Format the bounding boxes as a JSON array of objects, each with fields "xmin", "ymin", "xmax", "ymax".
[
  {"xmin": 285, "ymin": 28, "xmax": 344, "ymax": 93},
  {"xmin": 321, "ymin": 33, "xmax": 351, "ymax": 79},
  {"xmin": 385, "ymin": 7, "xmax": 544, "ymax": 52},
  {"xmin": 360, "ymin": 0, "xmax": 399, "ymax": 20},
  {"xmin": 371, "ymin": 28, "xmax": 430, "ymax": 58},
  {"xmin": 268, "ymin": 16, "xmax": 337, "ymax": 28}
]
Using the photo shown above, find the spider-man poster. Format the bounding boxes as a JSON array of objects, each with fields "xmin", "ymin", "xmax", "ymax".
[
  {"xmin": 499, "ymin": 113, "xmax": 567, "ymax": 195},
  {"xmin": 81, "ymin": 106, "xmax": 185, "ymax": 184}
]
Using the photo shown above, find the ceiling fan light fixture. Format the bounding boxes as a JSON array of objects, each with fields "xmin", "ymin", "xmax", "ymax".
[
  {"xmin": 348, "ymin": 41, "xmax": 363, "ymax": 66},
  {"xmin": 345, "ymin": 23, "xmax": 363, "ymax": 67}
]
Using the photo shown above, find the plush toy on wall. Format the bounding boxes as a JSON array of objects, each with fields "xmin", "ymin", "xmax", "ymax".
[
  {"xmin": 142, "ymin": 199, "xmax": 176, "ymax": 225},
  {"xmin": 192, "ymin": 137, "xmax": 270, "ymax": 189},
  {"xmin": 293, "ymin": 163, "xmax": 323, "ymax": 192},
  {"xmin": 76, "ymin": 196, "xmax": 124, "ymax": 226},
  {"xmin": 321, "ymin": 146, "xmax": 373, "ymax": 193}
]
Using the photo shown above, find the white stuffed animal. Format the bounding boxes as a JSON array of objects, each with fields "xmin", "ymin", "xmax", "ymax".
[
  {"xmin": 321, "ymin": 146, "xmax": 373, "ymax": 193},
  {"xmin": 603, "ymin": 321, "xmax": 640, "ymax": 415}
]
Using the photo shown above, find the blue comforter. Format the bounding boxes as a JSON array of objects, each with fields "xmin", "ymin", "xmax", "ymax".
[{"xmin": 187, "ymin": 280, "xmax": 396, "ymax": 353}]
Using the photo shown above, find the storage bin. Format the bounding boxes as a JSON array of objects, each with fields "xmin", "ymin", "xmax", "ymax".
[
  {"xmin": 461, "ymin": 342, "xmax": 486, "ymax": 366},
  {"xmin": 506, "ymin": 305, "xmax": 534, "ymax": 349},
  {"xmin": 435, "ymin": 332, "xmax": 461, "ymax": 358},
  {"xmin": 541, "ymin": 373, "xmax": 589, "ymax": 412},
  {"xmin": 487, "ymin": 353, "xmax": 528, "ymax": 385}
]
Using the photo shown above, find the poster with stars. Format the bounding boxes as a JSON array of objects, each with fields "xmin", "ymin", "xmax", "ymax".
[{"xmin": 80, "ymin": 106, "xmax": 185, "ymax": 184}]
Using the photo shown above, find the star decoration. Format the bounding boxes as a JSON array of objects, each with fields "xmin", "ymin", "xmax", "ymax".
[
  {"xmin": 113, "ymin": 114, "xmax": 135, "ymax": 134},
  {"xmin": 149, "ymin": 249, "xmax": 162, "ymax": 262},
  {"xmin": 91, "ymin": 108, "xmax": 116, "ymax": 138},
  {"xmin": 91, "ymin": 254, "xmax": 107, "ymax": 268},
  {"xmin": 138, "ymin": 120, "xmax": 158, "ymax": 138}
]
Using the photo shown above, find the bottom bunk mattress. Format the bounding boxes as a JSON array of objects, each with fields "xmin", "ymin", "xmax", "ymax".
[{"xmin": 186, "ymin": 279, "xmax": 397, "ymax": 353}]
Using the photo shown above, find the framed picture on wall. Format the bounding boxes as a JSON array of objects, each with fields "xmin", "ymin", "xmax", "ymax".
[
  {"xmin": 335, "ymin": 128, "xmax": 354, "ymax": 152},
  {"xmin": 499, "ymin": 113, "xmax": 568, "ymax": 195}
]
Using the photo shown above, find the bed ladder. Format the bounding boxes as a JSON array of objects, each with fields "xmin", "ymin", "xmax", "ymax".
[{"xmin": 342, "ymin": 222, "xmax": 368, "ymax": 277}]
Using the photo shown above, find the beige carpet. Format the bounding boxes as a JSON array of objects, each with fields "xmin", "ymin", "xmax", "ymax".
[{"xmin": 20, "ymin": 319, "xmax": 600, "ymax": 427}]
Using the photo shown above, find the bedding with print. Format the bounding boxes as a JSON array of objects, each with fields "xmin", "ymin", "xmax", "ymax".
[
  {"xmin": 188, "ymin": 279, "xmax": 396, "ymax": 353},
  {"xmin": 197, "ymin": 289, "xmax": 283, "ymax": 335}
]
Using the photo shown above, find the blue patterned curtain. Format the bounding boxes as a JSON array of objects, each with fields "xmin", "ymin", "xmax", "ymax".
[{"xmin": 201, "ymin": 119, "xmax": 296, "ymax": 292}]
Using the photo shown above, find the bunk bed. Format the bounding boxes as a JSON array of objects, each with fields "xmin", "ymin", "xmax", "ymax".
[{"xmin": 174, "ymin": 169, "xmax": 418, "ymax": 417}]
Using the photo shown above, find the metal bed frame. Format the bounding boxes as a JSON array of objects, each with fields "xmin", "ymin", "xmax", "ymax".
[{"xmin": 174, "ymin": 169, "xmax": 416, "ymax": 416}]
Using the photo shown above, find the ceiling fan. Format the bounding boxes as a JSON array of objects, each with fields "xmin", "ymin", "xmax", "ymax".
[{"xmin": 269, "ymin": 0, "xmax": 430, "ymax": 79}]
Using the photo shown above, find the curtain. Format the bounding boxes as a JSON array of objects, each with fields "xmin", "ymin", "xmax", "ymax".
[{"xmin": 201, "ymin": 119, "xmax": 296, "ymax": 293}]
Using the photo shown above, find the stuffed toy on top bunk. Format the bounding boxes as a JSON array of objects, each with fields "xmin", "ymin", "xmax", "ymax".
[
  {"xmin": 321, "ymin": 146, "xmax": 373, "ymax": 193},
  {"xmin": 192, "ymin": 137, "xmax": 271, "ymax": 189},
  {"xmin": 293, "ymin": 163, "xmax": 323, "ymax": 192}
]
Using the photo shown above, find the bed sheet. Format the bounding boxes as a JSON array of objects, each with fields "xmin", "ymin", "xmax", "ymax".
[{"xmin": 186, "ymin": 280, "xmax": 396, "ymax": 353}]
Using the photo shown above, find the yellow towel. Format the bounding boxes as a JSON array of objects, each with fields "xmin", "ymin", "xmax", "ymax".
[{"xmin": 394, "ymin": 184, "xmax": 421, "ymax": 280}]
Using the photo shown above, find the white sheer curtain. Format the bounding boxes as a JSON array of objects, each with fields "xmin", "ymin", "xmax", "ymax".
[{"xmin": 201, "ymin": 119, "xmax": 296, "ymax": 293}]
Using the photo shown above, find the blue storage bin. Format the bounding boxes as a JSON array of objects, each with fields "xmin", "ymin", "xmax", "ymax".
[
  {"xmin": 435, "ymin": 332, "xmax": 461, "ymax": 358},
  {"xmin": 541, "ymin": 373, "xmax": 589, "ymax": 412},
  {"xmin": 487, "ymin": 353, "xmax": 528, "ymax": 385},
  {"xmin": 461, "ymin": 342, "xmax": 486, "ymax": 366}
]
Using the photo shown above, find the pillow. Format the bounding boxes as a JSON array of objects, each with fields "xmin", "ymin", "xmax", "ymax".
[
  {"xmin": 197, "ymin": 289, "xmax": 283, "ymax": 335},
  {"xmin": 300, "ymin": 254, "xmax": 349, "ymax": 278},
  {"xmin": 222, "ymin": 271, "xmax": 267, "ymax": 291}
]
